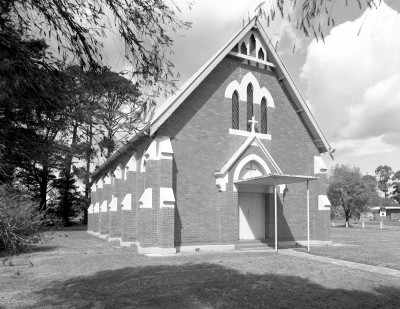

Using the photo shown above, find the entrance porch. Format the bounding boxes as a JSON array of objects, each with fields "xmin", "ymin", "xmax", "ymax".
[{"xmin": 235, "ymin": 174, "xmax": 318, "ymax": 252}]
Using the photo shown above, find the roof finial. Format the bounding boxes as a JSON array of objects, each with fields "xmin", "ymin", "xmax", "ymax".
[{"xmin": 248, "ymin": 116, "xmax": 258, "ymax": 133}]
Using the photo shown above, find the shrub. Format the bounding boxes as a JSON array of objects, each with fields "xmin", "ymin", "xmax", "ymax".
[{"xmin": 0, "ymin": 184, "xmax": 42, "ymax": 255}]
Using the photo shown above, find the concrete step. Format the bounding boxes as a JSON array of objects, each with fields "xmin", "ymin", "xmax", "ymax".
[{"xmin": 235, "ymin": 240, "xmax": 274, "ymax": 251}]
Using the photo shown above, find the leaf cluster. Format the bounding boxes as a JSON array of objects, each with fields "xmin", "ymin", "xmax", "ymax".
[
  {"xmin": 327, "ymin": 164, "xmax": 376, "ymax": 220},
  {"xmin": 3, "ymin": 0, "xmax": 191, "ymax": 95},
  {"xmin": 0, "ymin": 184, "xmax": 42, "ymax": 255},
  {"xmin": 255, "ymin": 0, "xmax": 381, "ymax": 50}
]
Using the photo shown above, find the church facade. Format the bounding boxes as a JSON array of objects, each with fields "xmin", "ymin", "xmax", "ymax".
[{"xmin": 87, "ymin": 18, "xmax": 334, "ymax": 254}]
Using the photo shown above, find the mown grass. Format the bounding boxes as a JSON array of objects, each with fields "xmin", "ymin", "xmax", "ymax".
[
  {"xmin": 309, "ymin": 226, "xmax": 400, "ymax": 271},
  {"xmin": 1, "ymin": 225, "xmax": 400, "ymax": 308}
]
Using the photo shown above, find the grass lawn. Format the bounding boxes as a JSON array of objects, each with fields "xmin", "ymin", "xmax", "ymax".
[
  {"xmin": 307, "ymin": 226, "xmax": 400, "ymax": 271},
  {"xmin": 1, "ymin": 226, "xmax": 400, "ymax": 308}
]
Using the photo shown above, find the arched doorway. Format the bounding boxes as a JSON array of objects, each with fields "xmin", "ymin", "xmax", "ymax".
[{"xmin": 234, "ymin": 155, "xmax": 270, "ymax": 240}]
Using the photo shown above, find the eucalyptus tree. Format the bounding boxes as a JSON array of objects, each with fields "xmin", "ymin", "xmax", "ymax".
[
  {"xmin": 392, "ymin": 171, "xmax": 400, "ymax": 204},
  {"xmin": 375, "ymin": 165, "xmax": 394, "ymax": 199},
  {"xmin": 254, "ymin": 0, "xmax": 382, "ymax": 49},
  {"xmin": 328, "ymin": 165, "xmax": 376, "ymax": 223}
]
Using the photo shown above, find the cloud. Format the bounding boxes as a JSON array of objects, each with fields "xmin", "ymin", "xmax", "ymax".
[{"xmin": 301, "ymin": 2, "xmax": 400, "ymax": 173}]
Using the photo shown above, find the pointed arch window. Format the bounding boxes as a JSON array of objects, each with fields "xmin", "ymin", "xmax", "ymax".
[
  {"xmin": 249, "ymin": 34, "xmax": 256, "ymax": 57},
  {"xmin": 232, "ymin": 91, "xmax": 239, "ymax": 129},
  {"xmin": 240, "ymin": 42, "xmax": 247, "ymax": 55},
  {"xmin": 261, "ymin": 97, "xmax": 267, "ymax": 134},
  {"xmin": 247, "ymin": 84, "xmax": 253, "ymax": 132},
  {"xmin": 258, "ymin": 48, "xmax": 265, "ymax": 61}
]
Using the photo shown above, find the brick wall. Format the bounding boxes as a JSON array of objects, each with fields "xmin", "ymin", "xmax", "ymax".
[
  {"xmin": 155, "ymin": 55, "xmax": 329, "ymax": 245},
  {"xmin": 109, "ymin": 178, "xmax": 123, "ymax": 238},
  {"xmin": 99, "ymin": 184, "xmax": 111, "ymax": 236},
  {"xmin": 121, "ymin": 171, "xmax": 137, "ymax": 242},
  {"xmin": 89, "ymin": 54, "xmax": 331, "ymax": 246}
]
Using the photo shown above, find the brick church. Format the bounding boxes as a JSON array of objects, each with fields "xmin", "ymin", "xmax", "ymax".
[{"xmin": 87, "ymin": 18, "xmax": 334, "ymax": 254}]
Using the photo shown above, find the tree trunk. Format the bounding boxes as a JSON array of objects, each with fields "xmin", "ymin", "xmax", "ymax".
[
  {"xmin": 39, "ymin": 168, "xmax": 48, "ymax": 212},
  {"xmin": 62, "ymin": 122, "xmax": 79, "ymax": 225},
  {"xmin": 82, "ymin": 122, "xmax": 93, "ymax": 225},
  {"xmin": 345, "ymin": 211, "xmax": 350, "ymax": 225}
]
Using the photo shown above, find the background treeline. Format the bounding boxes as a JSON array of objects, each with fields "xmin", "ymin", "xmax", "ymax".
[
  {"xmin": 328, "ymin": 165, "xmax": 400, "ymax": 223},
  {"xmin": 0, "ymin": 0, "xmax": 190, "ymax": 254}
]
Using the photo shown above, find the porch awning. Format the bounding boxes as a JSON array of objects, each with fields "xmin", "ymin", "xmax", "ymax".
[
  {"xmin": 234, "ymin": 173, "xmax": 319, "ymax": 186},
  {"xmin": 234, "ymin": 173, "xmax": 318, "ymax": 253}
]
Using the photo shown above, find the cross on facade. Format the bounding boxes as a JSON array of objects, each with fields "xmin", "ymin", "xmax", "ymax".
[
  {"xmin": 246, "ymin": 162, "xmax": 257, "ymax": 178},
  {"xmin": 248, "ymin": 116, "xmax": 258, "ymax": 133}
]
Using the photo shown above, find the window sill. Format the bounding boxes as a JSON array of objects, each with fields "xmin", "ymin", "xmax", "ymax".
[{"xmin": 229, "ymin": 129, "xmax": 271, "ymax": 140}]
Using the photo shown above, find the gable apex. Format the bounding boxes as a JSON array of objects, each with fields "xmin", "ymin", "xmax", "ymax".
[
  {"xmin": 215, "ymin": 130, "xmax": 282, "ymax": 178},
  {"xmin": 150, "ymin": 18, "xmax": 332, "ymax": 155}
]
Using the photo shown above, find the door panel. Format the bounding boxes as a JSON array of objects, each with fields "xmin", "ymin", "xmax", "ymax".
[{"xmin": 239, "ymin": 193, "xmax": 265, "ymax": 240}]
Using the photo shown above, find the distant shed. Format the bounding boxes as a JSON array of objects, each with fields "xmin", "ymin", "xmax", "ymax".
[{"xmin": 371, "ymin": 206, "xmax": 400, "ymax": 221}]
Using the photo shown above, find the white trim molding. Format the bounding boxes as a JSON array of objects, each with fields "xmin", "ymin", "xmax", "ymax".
[
  {"xmin": 214, "ymin": 130, "xmax": 282, "ymax": 192},
  {"xmin": 93, "ymin": 202, "xmax": 100, "ymax": 213},
  {"xmin": 224, "ymin": 72, "xmax": 275, "ymax": 108},
  {"xmin": 126, "ymin": 154, "xmax": 137, "ymax": 172},
  {"xmin": 109, "ymin": 196, "xmax": 118, "ymax": 212},
  {"xmin": 141, "ymin": 137, "xmax": 174, "ymax": 173},
  {"xmin": 318, "ymin": 195, "xmax": 331, "ymax": 210},
  {"xmin": 229, "ymin": 128, "xmax": 271, "ymax": 140},
  {"xmin": 158, "ymin": 137, "xmax": 174, "ymax": 159},
  {"xmin": 233, "ymin": 154, "xmax": 270, "ymax": 182},
  {"xmin": 100, "ymin": 200, "xmax": 108, "ymax": 213},
  {"xmin": 233, "ymin": 154, "xmax": 271, "ymax": 192},
  {"xmin": 228, "ymin": 51, "xmax": 275, "ymax": 67},
  {"xmin": 103, "ymin": 174, "xmax": 112, "ymax": 185},
  {"xmin": 113, "ymin": 166, "xmax": 124, "ymax": 180},
  {"xmin": 96, "ymin": 179, "xmax": 103, "ymax": 189},
  {"xmin": 160, "ymin": 187, "xmax": 175, "ymax": 208},
  {"xmin": 216, "ymin": 130, "xmax": 282, "ymax": 178},
  {"xmin": 314, "ymin": 156, "xmax": 328, "ymax": 174},
  {"xmin": 144, "ymin": 137, "xmax": 174, "ymax": 162},
  {"xmin": 216, "ymin": 173, "xmax": 229, "ymax": 192},
  {"xmin": 121, "ymin": 194, "xmax": 132, "ymax": 211},
  {"xmin": 139, "ymin": 188, "xmax": 152, "ymax": 209}
]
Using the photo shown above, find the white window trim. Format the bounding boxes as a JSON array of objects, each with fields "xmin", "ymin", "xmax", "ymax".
[{"xmin": 229, "ymin": 128, "xmax": 271, "ymax": 140}]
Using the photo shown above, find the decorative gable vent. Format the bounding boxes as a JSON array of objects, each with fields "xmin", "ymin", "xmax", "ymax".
[{"xmin": 230, "ymin": 31, "xmax": 270, "ymax": 68}]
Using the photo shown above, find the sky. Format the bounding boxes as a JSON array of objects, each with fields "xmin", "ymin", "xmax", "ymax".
[
  {"xmin": 102, "ymin": 0, "xmax": 400, "ymax": 176},
  {"xmin": 162, "ymin": 0, "xmax": 400, "ymax": 176}
]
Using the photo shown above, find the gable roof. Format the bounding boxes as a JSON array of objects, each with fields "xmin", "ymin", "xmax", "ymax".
[
  {"xmin": 150, "ymin": 17, "xmax": 333, "ymax": 154},
  {"xmin": 215, "ymin": 130, "xmax": 282, "ymax": 177},
  {"xmin": 91, "ymin": 17, "xmax": 333, "ymax": 182}
]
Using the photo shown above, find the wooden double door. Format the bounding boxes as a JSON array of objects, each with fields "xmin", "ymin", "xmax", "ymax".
[{"xmin": 239, "ymin": 193, "xmax": 265, "ymax": 240}]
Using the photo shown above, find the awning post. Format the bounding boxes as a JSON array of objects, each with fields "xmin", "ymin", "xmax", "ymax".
[
  {"xmin": 274, "ymin": 177, "xmax": 278, "ymax": 253},
  {"xmin": 307, "ymin": 180, "xmax": 310, "ymax": 252}
]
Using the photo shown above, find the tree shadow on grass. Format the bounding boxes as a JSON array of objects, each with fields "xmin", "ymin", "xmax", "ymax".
[{"xmin": 31, "ymin": 262, "xmax": 400, "ymax": 308}]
